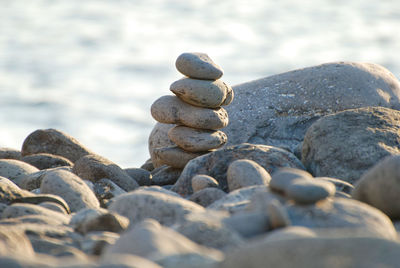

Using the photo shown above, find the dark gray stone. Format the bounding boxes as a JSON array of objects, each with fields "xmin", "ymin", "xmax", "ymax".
[
  {"xmin": 189, "ymin": 187, "xmax": 226, "ymax": 207},
  {"xmin": 151, "ymin": 165, "xmax": 182, "ymax": 186},
  {"xmin": 21, "ymin": 128, "xmax": 94, "ymax": 163},
  {"xmin": 124, "ymin": 167, "xmax": 152, "ymax": 186},
  {"xmin": 172, "ymin": 143, "xmax": 304, "ymax": 196},
  {"xmin": 21, "ymin": 153, "xmax": 73, "ymax": 170},
  {"xmin": 302, "ymin": 107, "xmax": 400, "ymax": 184}
]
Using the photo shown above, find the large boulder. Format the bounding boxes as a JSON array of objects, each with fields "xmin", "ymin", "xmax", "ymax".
[
  {"xmin": 172, "ymin": 143, "xmax": 304, "ymax": 196},
  {"xmin": 149, "ymin": 62, "xmax": 400, "ymax": 159},
  {"xmin": 302, "ymin": 106, "xmax": 400, "ymax": 184}
]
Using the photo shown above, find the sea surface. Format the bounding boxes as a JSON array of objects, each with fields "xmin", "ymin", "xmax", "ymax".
[{"xmin": 1, "ymin": 0, "xmax": 399, "ymax": 167}]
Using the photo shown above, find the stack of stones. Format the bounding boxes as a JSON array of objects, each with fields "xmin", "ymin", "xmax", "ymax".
[{"xmin": 151, "ymin": 52, "xmax": 234, "ymax": 169}]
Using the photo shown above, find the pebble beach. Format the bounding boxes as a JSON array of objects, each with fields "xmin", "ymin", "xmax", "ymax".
[{"xmin": 1, "ymin": 52, "xmax": 400, "ymax": 267}]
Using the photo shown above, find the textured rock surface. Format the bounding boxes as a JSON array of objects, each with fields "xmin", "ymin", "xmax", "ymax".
[
  {"xmin": 172, "ymin": 143, "xmax": 305, "ymax": 196},
  {"xmin": 108, "ymin": 189, "xmax": 204, "ymax": 226},
  {"xmin": 21, "ymin": 128, "xmax": 93, "ymax": 162},
  {"xmin": 192, "ymin": 174, "xmax": 219, "ymax": 192},
  {"xmin": 124, "ymin": 168, "xmax": 152, "ymax": 186},
  {"xmin": 40, "ymin": 169, "xmax": 100, "ymax": 212},
  {"xmin": 353, "ymin": 155, "xmax": 400, "ymax": 219},
  {"xmin": 151, "ymin": 165, "xmax": 182, "ymax": 186},
  {"xmin": 73, "ymin": 154, "xmax": 139, "ymax": 191},
  {"xmin": 149, "ymin": 62, "xmax": 400, "ymax": 158},
  {"xmin": 21, "ymin": 153, "xmax": 73, "ymax": 170},
  {"xmin": 227, "ymin": 159, "xmax": 271, "ymax": 192},
  {"xmin": 0, "ymin": 148, "xmax": 22, "ymax": 160},
  {"xmin": 152, "ymin": 146, "xmax": 204, "ymax": 169},
  {"xmin": 151, "ymin": 95, "xmax": 228, "ymax": 130},
  {"xmin": 0, "ymin": 159, "xmax": 39, "ymax": 182},
  {"xmin": 175, "ymin": 52, "xmax": 223, "ymax": 80},
  {"xmin": 218, "ymin": 236, "xmax": 400, "ymax": 268},
  {"xmin": 170, "ymin": 78, "xmax": 231, "ymax": 108},
  {"xmin": 0, "ymin": 176, "xmax": 33, "ymax": 204},
  {"xmin": 168, "ymin": 126, "xmax": 227, "ymax": 152},
  {"xmin": 189, "ymin": 187, "xmax": 226, "ymax": 207},
  {"xmin": 2, "ymin": 203, "xmax": 70, "ymax": 224},
  {"xmin": 302, "ymin": 107, "xmax": 400, "ymax": 184}
]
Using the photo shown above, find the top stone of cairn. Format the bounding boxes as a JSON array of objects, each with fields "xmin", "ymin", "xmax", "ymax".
[{"xmin": 175, "ymin": 52, "xmax": 224, "ymax": 80}]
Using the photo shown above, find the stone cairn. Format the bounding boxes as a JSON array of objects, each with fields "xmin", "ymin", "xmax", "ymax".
[{"xmin": 150, "ymin": 52, "xmax": 234, "ymax": 169}]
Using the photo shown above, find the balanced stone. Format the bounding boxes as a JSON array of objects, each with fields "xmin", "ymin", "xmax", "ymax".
[
  {"xmin": 168, "ymin": 126, "xmax": 227, "ymax": 152},
  {"xmin": 175, "ymin": 52, "xmax": 223, "ymax": 80},
  {"xmin": 286, "ymin": 179, "xmax": 336, "ymax": 205},
  {"xmin": 152, "ymin": 146, "xmax": 204, "ymax": 169},
  {"xmin": 270, "ymin": 167, "xmax": 313, "ymax": 194},
  {"xmin": 227, "ymin": 159, "xmax": 271, "ymax": 192},
  {"xmin": 170, "ymin": 78, "xmax": 232, "ymax": 108},
  {"xmin": 151, "ymin": 95, "xmax": 228, "ymax": 130},
  {"xmin": 191, "ymin": 174, "xmax": 219, "ymax": 193}
]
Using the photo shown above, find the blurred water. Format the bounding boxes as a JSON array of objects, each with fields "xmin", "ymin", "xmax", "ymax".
[{"xmin": 0, "ymin": 0, "xmax": 399, "ymax": 167}]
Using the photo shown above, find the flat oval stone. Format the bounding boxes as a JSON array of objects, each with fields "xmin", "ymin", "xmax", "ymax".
[
  {"xmin": 192, "ymin": 174, "xmax": 219, "ymax": 193},
  {"xmin": 153, "ymin": 146, "xmax": 204, "ymax": 169},
  {"xmin": 151, "ymin": 95, "xmax": 229, "ymax": 130},
  {"xmin": 175, "ymin": 52, "xmax": 223, "ymax": 80},
  {"xmin": 270, "ymin": 168, "xmax": 313, "ymax": 194},
  {"xmin": 286, "ymin": 179, "xmax": 336, "ymax": 205},
  {"xmin": 227, "ymin": 159, "xmax": 271, "ymax": 192},
  {"xmin": 168, "ymin": 126, "xmax": 227, "ymax": 152},
  {"xmin": 170, "ymin": 78, "xmax": 231, "ymax": 108}
]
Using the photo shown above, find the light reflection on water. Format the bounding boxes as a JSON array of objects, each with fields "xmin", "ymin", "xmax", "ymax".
[{"xmin": 0, "ymin": 0, "xmax": 399, "ymax": 167}]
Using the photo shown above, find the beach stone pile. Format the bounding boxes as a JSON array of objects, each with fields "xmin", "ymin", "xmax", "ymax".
[
  {"xmin": 150, "ymin": 52, "xmax": 233, "ymax": 169},
  {"xmin": 2, "ymin": 60, "xmax": 400, "ymax": 267}
]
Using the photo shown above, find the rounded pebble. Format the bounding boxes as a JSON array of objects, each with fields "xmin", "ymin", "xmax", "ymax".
[
  {"xmin": 270, "ymin": 168, "xmax": 313, "ymax": 194},
  {"xmin": 227, "ymin": 159, "xmax": 271, "ymax": 192},
  {"xmin": 175, "ymin": 52, "xmax": 223, "ymax": 80},
  {"xmin": 286, "ymin": 179, "xmax": 336, "ymax": 205},
  {"xmin": 191, "ymin": 174, "xmax": 219, "ymax": 192}
]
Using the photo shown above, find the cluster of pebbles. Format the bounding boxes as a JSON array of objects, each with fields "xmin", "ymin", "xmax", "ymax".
[{"xmin": 150, "ymin": 52, "xmax": 233, "ymax": 169}]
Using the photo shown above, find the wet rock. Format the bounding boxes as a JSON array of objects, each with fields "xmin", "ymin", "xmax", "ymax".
[
  {"xmin": 192, "ymin": 174, "xmax": 219, "ymax": 192},
  {"xmin": 302, "ymin": 106, "xmax": 400, "ymax": 184},
  {"xmin": 151, "ymin": 95, "xmax": 229, "ymax": 130},
  {"xmin": 172, "ymin": 143, "xmax": 305, "ymax": 196},
  {"xmin": 175, "ymin": 52, "xmax": 223, "ymax": 80},
  {"xmin": 40, "ymin": 169, "xmax": 100, "ymax": 212},
  {"xmin": 108, "ymin": 188, "xmax": 204, "ymax": 226},
  {"xmin": 21, "ymin": 128, "xmax": 94, "ymax": 162},
  {"xmin": 73, "ymin": 154, "xmax": 139, "ymax": 192},
  {"xmin": 124, "ymin": 167, "xmax": 152, "ymax": 186},
  {"xmin": 227, "ymin": 159, "xmax": 271, "ymax": 192},
  {"xmin": 168, "ymin": 126, "xmax": 227, "ymax": 152},
  {"xmin": 353, "ymin": 155, "xmax": 400, "ymax": 219},
  {"xmin": 21, "ymin": 153, "xmax": 73, "ymax": 170},
  {"xmin": 170, "ymin": 78, "xmax": 230, "ymax": 108}
]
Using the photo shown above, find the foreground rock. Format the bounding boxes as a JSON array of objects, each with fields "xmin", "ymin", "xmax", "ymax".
[
  {"xmin": 103, "ymin": 219, "xmax": 223, "ymax": 267},
  {"xmin": 0, "ymin": 159, "xmax": 39, "ymax": 183},
  {"xmin": 108, "ymin": 189, "xmax": 204, "ymax": 226},
  {"xmin": 40, "ymin": 169, "xmax": 100, "ymax": 212},
  {"xmin": 149, "ymin": 62, "xmax": 400, "ymax": 157},
  {"xmin": 302, "ymin": 106, "xmax": 400, "ymax": 184},
  {"xmin": 353, "ymin": 155, "xmax": 400, "ymax": 220},
  {"xmin": 218, "ymin": 236, "xmax": 400, "ymax": 268},
  {"xmin": 172, "ymin": 143, "xmax": 304, "ymax": 196},
  {"xmin": 21, "ymin": 128, "xmax": 94, "ymax": 162}
]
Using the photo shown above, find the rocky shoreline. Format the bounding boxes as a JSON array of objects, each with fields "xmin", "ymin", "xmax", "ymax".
[{"xmin": 1, "ymin": 57, "xmax": 400, "ymax": 267}]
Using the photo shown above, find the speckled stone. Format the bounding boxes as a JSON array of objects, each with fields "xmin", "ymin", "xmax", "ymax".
[
  {"xmin": 170, "ymin": 78, "xmax": 231, "ymax": 108},
  {"xmin": 175, "ymin": 52, "xmax": 223, "ymax": 80},
  {"xmin": 286, "ymin": 179, "xmax": 336, "ymax": 205},
  {"xmin": 151, "ymin": 95, "xmax": 228, "ymax": 130},
  {"xmin": 227, "ymin": 159, "xmax": 271, "ymax": 192},
  {"xmin": 168, "ymin": 126, "xmax": 227, "ymax": 152},
  {"xmin": 152, "ymin": 146, "xmax": 204, "ymax": 169},
  {"xmin": 191, "ymin": 174, "xmax": 219, "ymax": 193}
]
